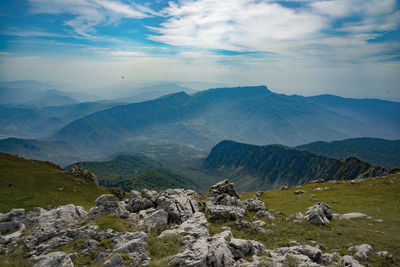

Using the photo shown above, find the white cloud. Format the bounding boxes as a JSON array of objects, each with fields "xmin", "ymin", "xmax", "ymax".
[
  {"xmin": 149, "ymin": 0, "xmax": 326, "ymax": 52},
  {"xmin": 148, "ymin": 0, "xmax": 399, "ymax": 63},
  {"xmin": 108, "ymin": 50, "xmax": 144, "ymax": 57},
  {"xmin": 0, "ymin": 29, "xmax": 69, "ymax": 38},
  {"xmin": 29, "ymin": 0, "xmax": 154, "ymax": 37}
]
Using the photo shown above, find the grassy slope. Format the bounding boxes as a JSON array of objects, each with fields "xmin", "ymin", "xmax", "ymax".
[
  {"xmin": 210, "ymin": 174, "xmax": 400, "ymax": 265},
  {"xmin": 0, "ymin": 152, "xmax": 113, "ymax": 213}
]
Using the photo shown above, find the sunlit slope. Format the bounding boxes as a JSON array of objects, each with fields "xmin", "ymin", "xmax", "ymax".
[{"xmin": 0, "ymin": 152, "xmax": 114, "ymax": 213}]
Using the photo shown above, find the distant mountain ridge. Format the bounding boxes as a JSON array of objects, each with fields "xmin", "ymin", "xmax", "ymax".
[
  {"xmin": 52, "ymin": 86, "xmax": 400, "ymax": 151},
  {"xmin": 203, "ymin": 140, "xmax": 397, "ymax": 192},
  {"xmin": 0, "ymin": 102, "xmax": 118, "ymax": 139},
  {"xmin": 296, "ymin": 137, "xmax": 400, "ymax": 168},
  {"xmin": 0, "ymin": 137, "xmax": 88, "ymax": 167}
]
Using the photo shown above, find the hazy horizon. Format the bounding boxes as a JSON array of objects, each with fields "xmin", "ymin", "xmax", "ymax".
[{"xmin": 0, "ymin": 0, "xmax": 399, "ymax": 101}]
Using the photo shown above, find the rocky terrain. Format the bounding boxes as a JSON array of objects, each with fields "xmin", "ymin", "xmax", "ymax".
[{"xmin": 1, "ymin": 177, "xmax": 398, "ymax": 266}]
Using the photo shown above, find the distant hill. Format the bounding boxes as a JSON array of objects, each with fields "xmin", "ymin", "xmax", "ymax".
[
  {"xmin": 0, "ymin": 152, "xmax": 114, "ymax": 213},
  {"xmin": 296, "ymin": 138, "xmax": 400, "ymax": 168},
  {"xmin": 0, "ymin": 102, "xmax": 118, "ymax": 139},
  {"xmin": 67, "ymin": 154, "xmax": 199, "ymax": 192},
  {"xmin": 0, "ymin": 137, "xmax": 88, "ymax": 167},
  {"xmin": 52, "ymin": 86, "xmax": 400, "ymax": 151},
  {"xmin": 203, "ymin": 140, "xmax": 396, "ymax": 192},
  {"xmin": 0, "ymin": 87, "xmax": 78, "ymax": 107}
]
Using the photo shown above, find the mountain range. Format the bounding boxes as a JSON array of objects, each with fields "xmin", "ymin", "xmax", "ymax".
[
  {"xmin": 51, "ymin": 86, "xmax": 400, "ymax": 152},
  {"xmin": 203, "ymin": 140, "xmax": 397, "ymax": 192},
  {"xmin": 296, "ymin": 137, "xmax": 400, "ymax": 169}
]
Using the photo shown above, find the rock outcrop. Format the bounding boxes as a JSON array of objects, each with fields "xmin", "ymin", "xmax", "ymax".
[
  {"xmin": 67, "ymin": 166, "xmax": 98, "ymax": 185},
  {"xmin": 305, "ymin": 202, "xmax": 332, "ymax": 225},
  {"xmin": 0, "ymin": 180, "xmax": 387, "ymax": 266}
]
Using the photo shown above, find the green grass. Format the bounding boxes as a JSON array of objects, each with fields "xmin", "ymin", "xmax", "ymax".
[
  {"xmin": 84, "ymin": 216, "xmax": 138, "ymax": 232},
  {"xmin": 210, "ymin": 174, "xmax": 400, "ymax": 266},
  {"xmin": 147, "ymin": 234, "xmax": 184, "ymax": 267},
  {"xmin": 0, "ymin": 152, "xmax": 115, "ymax": 213}
]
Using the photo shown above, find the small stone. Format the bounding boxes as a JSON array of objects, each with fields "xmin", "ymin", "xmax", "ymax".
[
  {"xmin": 339, "ymin": 255, "xmax": 363, "ymax": 267},
  {"xmin": 349, "ymin": 244, "xmax": 373, "ymax": 261},
  {"xmin": 103, "ymin": 254, "xmax": 124, "ymax": 267}
]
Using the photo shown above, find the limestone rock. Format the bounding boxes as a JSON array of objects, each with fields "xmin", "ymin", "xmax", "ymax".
[
  {"xmin": 309, "ymin": 179, "xmax": 325, "ymax": 183},
  {"xmin": 160, "ymin": 212, "xmax": 209, "ymax": 238},
  {"xmin": 212, "ymin": 194, "xmax": 245, "ymax": 208},
  {"xmin": 33, "ymin": 252, "xmax": 73, "ymax": 267},
  {"xmin": 68, "ymin": 166, "xmax": 98, "ymax": 185},
  {"xmin": 112, "ymin": 231, "xmax": 150, "ymax": 265},
  {"xmin": 287, "ymin": 212, "xmax": 305, "ymax": 222},
  {"xmin": 294, "ymin": 190, "xmax": 305, "ymax": 194},
  {"xmin": 209, "ymin": 179, "xmax": 240, "ymax": 199},
  {"xmin": 126, "ymin": 190, "xmax": 154, "ymax": 213},
  {"xmin": 169, "ymin": 230, "xmax": 236, "ymax": 267},
  {"xmin": 335, "ymin": 212, "xmax": 370, "ymax": 220},
  {"xmin": 228, "ymin": 238, "xmax": 266, "ymax": 259},
  {"xmin": 206, "ymin": 205, "xmax": 245, "ymax": 221},
  {"xmin": 305, "ymin": 202, "xmax": 332, "ymax": 225},
  {"xmin": 89, "ymin": 195, "xmax": 129, "ymax": 219},
  {"xmin": 141, "ymin": 189, "xmax": 158, "ymax": 203},
  {"xmin": 36, "ymin": 204, "xmax": 87, "ymax": 226},
  {"xmin": 349, "ymin": 244, "xmax": 373, "ymax": 261},
  {"xmin": 339, "ymin": 255, "xmax": 364, "ymax": 267},
  {"xmin": 138, "ymin": 208, "xmax": 168, "ymax": 233},
  {"xmin": 253, "ymin": 210, "xmax": 275, "ymax": 221},
  {"xmin": 242, "ymin": 198, "xmax": 266, "ymax": 212},
  {"xmin": 103, "ymin": 254, "xmax": 124, "ymax": 267},
  {"xmin": 156, "ymin": 189, "xmax": 198, "ymax": 224}
]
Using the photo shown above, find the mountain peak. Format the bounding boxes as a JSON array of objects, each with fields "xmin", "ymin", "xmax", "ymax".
[{"xmin": 193, "ymin": 85, "xmax": 272, "ymax": 100}]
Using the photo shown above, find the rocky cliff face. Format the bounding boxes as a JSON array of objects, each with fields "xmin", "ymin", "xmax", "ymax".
[
  {"xmin": 0, "ymin": 179, "xmax": 382, "ymax": 267},
  {"xmin": 204, "ymin": 140, "xmax": 397, "ymax": 191}
]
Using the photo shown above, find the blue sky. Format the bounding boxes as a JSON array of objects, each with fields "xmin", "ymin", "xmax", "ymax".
[{"xmin": 0, "ymin": 0, "xmax": 399, "ymax": 99}]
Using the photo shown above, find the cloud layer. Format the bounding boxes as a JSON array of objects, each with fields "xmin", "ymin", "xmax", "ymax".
[{"xmin": 148, "ymin": 0, "xmax": 400, "ymax": 58}]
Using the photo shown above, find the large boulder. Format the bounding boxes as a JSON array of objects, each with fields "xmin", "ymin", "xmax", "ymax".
[
  {"xmin": 242, "ymin": 198, "xmax": 266, "ymax": 212},
  {"xmin": 89, "ymin": 194, "xmax": 129, "ymax": 219},
  {"xmin": 209, "ymin": 179, "xmax": 240, "ymax": 199},
  {"xmin": 156, "ymin": 189, "xmax": 198, "ymax": 224},
  {"xmin": 268, "ymin": 245, "xmax": 326, "ymax": 266},
  {"xmin": 169, "ymin": 229, "xmax": 236, "ymax": 267},
  {"xmin": 206, "ymin": 205, "xmax": 245, "ymax": 221},
  {"xmin": 305, "ymin": 202, "xmax": 332, "ymax": 225},
  {"xmin": 228, "ymin": 238, "xmax": 266, "ymax": 259},
  {"xmin": 212, "ymin": 194, "xmax": 245, "ymax": 208},
  {"xmin": 126, "ymin": 190, "xmax": 154, "ymax": 213},
  {"xmin": 36, "ymin": 204, "xmax": 87, "ymax": 226},
  {"xmin": 160, "ymin": 212, "xmax": 209, "ymax": 238},
  {"xmin": 169, "ymin": 228, "xmax": 266, "ymax": 267},
  {"xmin": 138, "ymin": 208, "xmax": 168, "ymax": 233},
  {"xmin": 111, "ymin": 231, "xmax": 150, "ymax": 265}
]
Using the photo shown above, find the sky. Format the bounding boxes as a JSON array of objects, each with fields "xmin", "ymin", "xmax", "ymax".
[{"xmin": 0, "ymin": 0, "xmax": 399, "ymax": 99}]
